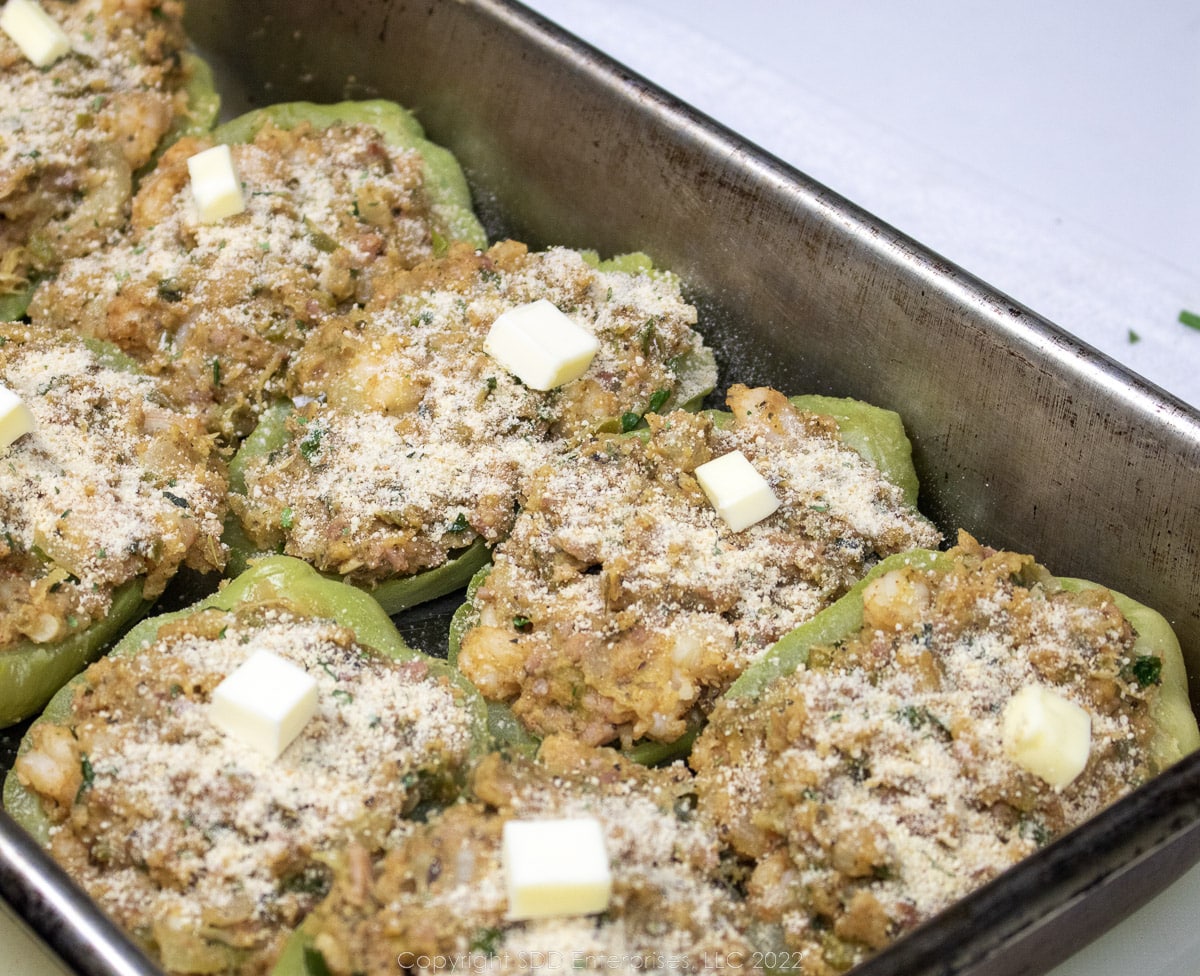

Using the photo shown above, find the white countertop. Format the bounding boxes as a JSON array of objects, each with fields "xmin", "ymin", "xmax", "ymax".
[{"xmin": 4, "ymin": 1, "xmax": 1199, "ymax": 973}]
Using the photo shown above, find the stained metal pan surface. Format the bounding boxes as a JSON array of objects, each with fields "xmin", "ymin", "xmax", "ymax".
[{"xmin": 3, "ymin": 1, "xmax": 1200, "ymax": 974}]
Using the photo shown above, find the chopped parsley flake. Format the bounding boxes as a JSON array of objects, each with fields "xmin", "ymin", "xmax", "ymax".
[
  {"xmin": 76, "ymin": 754, "xmax": 95, "ymax": 803},
  {"xmin": 162, "ymin": 491, "xmax": 189, "ymax": 509},
  {"xmin": 1124, "ymin": 654, "xmax": 1163, "ymax": 687},
  {"xmin": 646, "ymin": 387, "xmax": 671, "ymax": 414},
  {"xmin": 301, "ymin": 947, "xmax": 334, "ymax": 976},
  {"xmin": 299, "ymin": 426, "xmax": 325, "ymax": 462}
]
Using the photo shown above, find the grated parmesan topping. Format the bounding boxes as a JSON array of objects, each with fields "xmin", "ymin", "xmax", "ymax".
[
  {"xmin": 490, "ymin": 783, "xmax": 752, "ymax": 972},
  {"xmin": 0, "ymin": 0, "xmax": 189, "ymax": 284},
  {"xmin": 24, "ymin": 609, "xmax": 476, "ymax": 972},
  {"xmin": 232, "ymin": 242, "xmax": 717, "ymax": 585},
  {"xmin": 306, "ymin": 740, "xmax": 759, "ymax": 975},
  {"xmin": 0, "ymin": 325, "xmax": 226, "ymax": 645},
  {"xmin": 691, "ymin": 537, "xmax": 1162, "ymax": 971},
  {"xmin": 242, "ymin": 407, "xmax": 545, "ymax": 579},
  {"xmin": 29, "ymin": 118, "xmax": 439, "ymax": 440},
  {"xmin": 457, "ymin": 387, "xmax": 941, "ymax": 748}
]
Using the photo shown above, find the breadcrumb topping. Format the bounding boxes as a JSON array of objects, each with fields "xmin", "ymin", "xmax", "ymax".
[
  {"xmin": 0, "ymin": 324, "xmax": 226, "ymax": 646},
  {"xmin": 458, "ymin": 386, "xmax": 941, "ymax": 747},
  {"xmin": 305, "ymin": 737, "xmax": 760, "ymax": 975},
  {"xmin": 691, "ymin": 536, "xmax": 1163, "ymax": 974},
  {"xmin": 0, "ymin": 0, "xmax": 190, "ymax": 286},
  {"xmin": 15, "ymin": 608, "xmax": 477, "ymax": 974},
  {"xmin": 232, "ymin": 242, "xmax": 717, "ymax": 586},
  {"xmin": 29, "ymin": 118, "xmax": 442, "ymax": 440}
]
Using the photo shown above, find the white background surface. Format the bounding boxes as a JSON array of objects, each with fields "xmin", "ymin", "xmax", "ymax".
[{"xmin": 3, "ymin": 1, "xmax": 1199, "ymax": 973}]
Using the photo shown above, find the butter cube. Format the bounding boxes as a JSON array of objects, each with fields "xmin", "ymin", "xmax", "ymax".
[
  {"xmin": 1, "ymin": 0, "xmax": 71, "ymax": 68},
  {"xmin": 186, "ymin": 144, "xmax": 246, "ymax": 224},
  {"xmin": 1001, "ymin": 684, "xmax": 1091, "ymax": 790},
  {"xmin": 0, "ymin": 384, "xmax": 35, "ymax": 450},
  {"xmin": 502, "ymin": 817, "xmax": 612, "ymax": 920},
  {"xmin": 210, "ymin": 650, "xmax": 318, "ymax": 759},
  {"xmin": 483, "ymin": 299, "xmax": 600, "ymax": 391},
  {"xmin": 694, "ymin": 450, "xmax": 780, "ymax": 532}
]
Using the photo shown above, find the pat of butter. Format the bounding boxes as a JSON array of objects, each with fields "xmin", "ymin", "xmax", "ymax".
[
  {"xmin": 694, "ymin": 449, "xmax": 780, "ymax": 532},
  {"xmin": 0, "ymin": 0, "xmax": 71, "ymax": 68},
  {"xmin": 1001, "ymin": 684, "xmax": 1091, "ymax": 790},
  {"xmin": 502, "ymin": 817, "xmax": 612, "ymax": 920},
  {"xmin": 483, "ymin": 299, "xmax": 600, "ymax": 391},
  {"xmin": 0, "ymin": 384, "xmax": 35, "ymax": 450},
  {"xmin": 210, "ymin": 650, "xmax": 318, "ymax": 759},
  {"xmin": 186, "ymin": 144, "xmax": 246, "ymax": 224}
]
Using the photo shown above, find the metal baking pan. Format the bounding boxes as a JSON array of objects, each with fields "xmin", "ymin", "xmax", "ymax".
[{"xmin": 4, "ymin": 0, "xmax": 1200, "ymax": 973}]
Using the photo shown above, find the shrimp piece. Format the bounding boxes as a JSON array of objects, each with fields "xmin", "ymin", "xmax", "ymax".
[{"xmin": 14, "ymin": 724, "xmax": 83, "ymax": 809}]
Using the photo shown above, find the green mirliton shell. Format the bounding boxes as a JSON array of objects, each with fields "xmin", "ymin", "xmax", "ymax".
[
  {"xmin": 213, "ymin": 100, "xmax": 487, "ymax": 252},
  {"xmin": 449, "ymin": 393, "xmax": 933, "ymax": 764}
]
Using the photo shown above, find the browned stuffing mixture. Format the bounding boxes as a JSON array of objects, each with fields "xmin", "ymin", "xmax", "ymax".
[
  {"xmin": 0, "ymin": 323, "xmax": 226, "ymax": 647},
  {"xmin": 457, "ymin": 385, "xmax": 941, "ymax": 748},
  {"xmin": 304, "ymin": 735, "xmax": 761, "ymax": 976},
  {"xmin": 29, "ymin": 118, "xmax": 451, "ymax": 440},
  {"xmin": 0, "ymin": 0, "xmax": 191, "ymax": 292},
  {"xmin": 231, "ymin": 240, "xmax": 717, "ymax": 586},
  {"xmin": 689, "ymin": 535, "xmax": 1167, "ymax": 975},
  {"xmin": 13, "ymin": 606, "xmax": 479, "ymax": 975}
]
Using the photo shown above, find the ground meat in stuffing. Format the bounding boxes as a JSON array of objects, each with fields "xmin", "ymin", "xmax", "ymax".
[
  {"xmin": 0, "ymin": 323, "xmax": 226, "ymax": 647},
  {"xmin": 457, "ymin": 385, "xmax": 941, "ymax": 748},
  {"xmin": 304, "ymin": 735, "xmax": 760, "ymax": 976},
  {"xmin": 230, "ymin": 241, "xmax": 717, "ymax": 586},
  {"xmin": 13, "ymin": 607, "xmax": 478, "ymax": 976},
  {"xmin": 29, "ymin": 118, "xmax": 449, "ymax": 441},
  {"xmin": 0, "ymin": 0, "xmax": 191, "ymax": 292},
  {"xmin": 690, "ymin": 534, "xmax": 1165, "ymax": 975}
]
